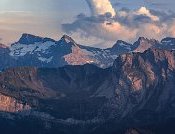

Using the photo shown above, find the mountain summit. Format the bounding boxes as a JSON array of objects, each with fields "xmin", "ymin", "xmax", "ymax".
[
  {"xmin": 61, "ymin": 34, "xmax": 76, "ymax": 44},
  {"xmin": 0, "ymin": 33, "xmax": 175, "ymax": 70},
  {"xmin": 18, "ymin": 33, "xmax": 55, "ymax": 45},
  {"xmin": 18, "ymin": 33, "xmax": 44, "ymax": 45},
  {"xmin": 133, "ymin": 37, "xmax": 159, "ymax": 52}
]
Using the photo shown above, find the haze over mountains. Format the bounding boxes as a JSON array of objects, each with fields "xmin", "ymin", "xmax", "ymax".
[{"xmin": 0, "ymin": 33, "xmax": 175, "ymax": 133}]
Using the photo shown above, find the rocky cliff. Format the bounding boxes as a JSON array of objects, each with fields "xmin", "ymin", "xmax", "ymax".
[
  {"xmin": 0, "ymin": 93, "xmax": 31, "ymax": 112},
  {"xmin": 0, "ymin": 48, "xmax": 175, "ymax": 134}
]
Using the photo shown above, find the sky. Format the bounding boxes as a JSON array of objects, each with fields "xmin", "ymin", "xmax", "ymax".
[{"xmin": 0, "ymin": 0, "xmax": 175, "ymax": 47}]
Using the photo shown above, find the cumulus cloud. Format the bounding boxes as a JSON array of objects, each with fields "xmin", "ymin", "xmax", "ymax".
[
  {"xmin": 135, "ymin": 7, "xmax": 159, "ymax": 21},
  {"xmin": 62, "ymin": 0, "xmax": 175, "ymax": 45},
  {"xmin": 86, "ymin": 0, "xmax": 116, "ymax": 17}
]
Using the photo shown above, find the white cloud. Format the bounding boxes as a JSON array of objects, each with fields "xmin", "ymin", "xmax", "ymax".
[
  {"xmin": 62, "ymin": 0, "xmax": 175, "ymax": 47},
  {"xmin": 86, "ymin": 0, "xmax": 116, "ymax": 17},
  {"xmin": 135, "ymin": 7, "xmax": 159, "ymax": 21}
]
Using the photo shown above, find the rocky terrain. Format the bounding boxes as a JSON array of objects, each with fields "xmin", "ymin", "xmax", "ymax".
[
  {"xmin": 0, "ymin": 47, "xmax": 175, "ymax": 133},
  {"xmin": 0, "ymin": 93, "xmax": 30, "ymax": 112},
  {"xmin": 0, "ymin": 34, "xmax": 175, "ymax": 71}
]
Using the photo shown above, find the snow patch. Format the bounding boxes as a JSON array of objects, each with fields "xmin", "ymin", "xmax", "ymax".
[
  {"xmin": 38, "ymin": 56, "xmax": 53, "ymax": 63},
  {"xmin": 9, "ymin": 41, "xmax": 57, "ymax": 57},
  {"xmin": 119, "ymin": 42, "xmax": 131, "ymax": 50},
  {"xmin": 162, "ymin": 40, "xmax": 172, "ymax": 43}
]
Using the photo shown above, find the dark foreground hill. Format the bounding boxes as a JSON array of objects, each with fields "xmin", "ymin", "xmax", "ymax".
[{"xmin": 0, "ymin": 48, "xmax": 175, "ymax": 134}]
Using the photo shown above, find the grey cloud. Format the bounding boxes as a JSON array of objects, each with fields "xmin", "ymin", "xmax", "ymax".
[
  {"xmin": 149, "ymin": 9, "xmax": 175, "ymax": 22},
  {"xmin": 133, "ymin": 15, "xmax": 153, "ymax": 23},
  {"xmin": 119, "ymin": 8, "xmax": 131, "ymax": 12},
  {"xmin": 62, "ymin": 13, "xmax": 114, "ymax": 33},
  {"xmin": 62, "ymin": 15, "xmax": 113, "ymax": 40},
  {"xmin": 62, "ymin": 5, "xmax": 175, "ymax": 43}
]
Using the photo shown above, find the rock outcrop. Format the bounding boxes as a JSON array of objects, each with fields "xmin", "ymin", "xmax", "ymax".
[
  {"xmin": 0, "ymin": 48, "xmax": 175, "ymax": 133},
  {"xmin": 0, "ymin": 93, "xmax": 31, "ymax": 112}
]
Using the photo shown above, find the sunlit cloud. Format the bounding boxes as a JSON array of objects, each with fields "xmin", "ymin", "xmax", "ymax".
[
  {"xmin": 62, "ymin": 0, "xmax": 175, "ymax": 47},
  {"xmin": 86, "ymin": 0, "xmax": 116, "ymax": 17},
  {"xmin": 1, "ymin": 0, "xmax": 175, "ymax": 48},
  {"xmin": 135, "ymin": 7, "xmax": 159, "ymax": 21}
]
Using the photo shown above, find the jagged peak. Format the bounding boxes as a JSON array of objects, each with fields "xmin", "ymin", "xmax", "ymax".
[
  {"xmin": 132, "ymin": 37, "xmax": 159, "ymax": 53},
  {"xmin": 17, "ymin": 33, "xmax": 55, "ymax": 45},
  {"xmin": 137, "ymin": 37, "xmax": 158, "ymax": 43},
  {"xmin": 110, "ymin": 40, "xmax": 132, "ymax": 53},
  {"xmin": 138, "ymin": 37, "xmax": 147, "ymax": 41},
  {"xmin": 19, "ymin": 33, "xmax": 43, "ymax": 43},
  {"xmin": 112, "ymin": 40, "xmax": 131, "ymax": 48},
  {"xmin": 61, "ymin": 34, "xmax": 76, "ymax": 44},
  {"xmin": 114, "ymin": 48, "xmax": 175, "ymax": 66},
  {"xmin": 137, "ymin": 37, "xmax": 151, "ymax": 43}
]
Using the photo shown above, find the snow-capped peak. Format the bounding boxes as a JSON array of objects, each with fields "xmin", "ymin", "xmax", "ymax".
[
  {"xmin": 113, "ymin": 40, "xmax": 131, "ymax": 48},
  {"xmin": 111, "ymin": 40, "xmax": 132, "ymax": 52},
  {"xmin": 17, "ymin": 33, "xmax": 56, "ymax": 45},
  {"xmin": 18, "ymin": 33, "xmax": 44, "ymax": 45},
  {"xmin": 9, "ymin": 34, "xmax": 58, "ymax": 57}
]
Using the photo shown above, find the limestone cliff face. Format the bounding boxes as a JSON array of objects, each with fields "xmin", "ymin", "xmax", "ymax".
[
  {"xmin": 0, "ymin": 93, "xmax": 31, "ymax": 112},
  {"xmin": 64, "ymin": 46, "xmax": 96, "ymax": 65},
  {"xmin": 114, "ymin": 48, "xmax": 175, "ymax": 91},
  {"xmin": 110, "ymin": 48, "xmax": 175, "ymax": 118}
]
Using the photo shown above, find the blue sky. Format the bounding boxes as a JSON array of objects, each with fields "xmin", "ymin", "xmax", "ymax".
[{"xmin": 0, "ymin": 0, "xmax": 175, "ymax": 47}]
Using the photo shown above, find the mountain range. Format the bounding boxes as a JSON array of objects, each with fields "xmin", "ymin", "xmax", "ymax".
[
  {"xmin": 0, "ymin": 34, "xmax": 175, "ymax": 134},
  {"xmin": 0, "ymin": 33, "xmax": 175, "ymax": 71}
]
